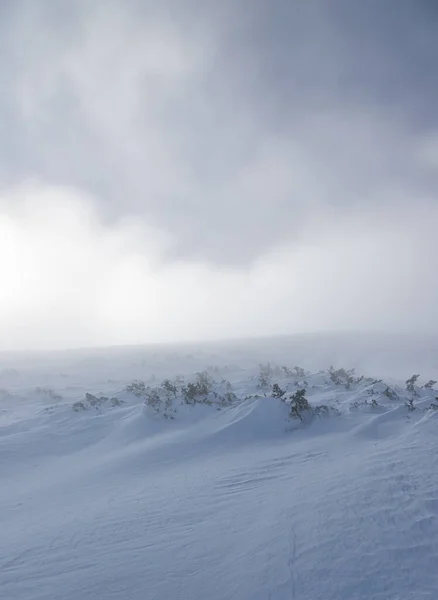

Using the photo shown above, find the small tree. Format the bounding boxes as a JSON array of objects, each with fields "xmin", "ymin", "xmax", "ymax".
[
  {"xmin": 182, "ymin": 382, "xmax": 198, "ymax": 404},
  {"xmin": 289, "ymin": 389, "xmax": 311, "ymax": 421},
  {"xmin": 161, "ymin": 379, "xmax": 178, "ymax": 396},
  {"xmin": 328, "ymin": 366, "xmax": 354, "ymax": 388},
  {"xmin": 126, "ymin": 380, "xmax": 147, "ymax": 396},
  {"xmin": 258, "ymin": 363, "xmax": 273, "ymax": 389},
  {"xmin": 196, "ymin": 371, "xmax": 213, "ymax": 395},
  {"xmin": 293, "ymin": 366, "xmax": 306, "ymax": 378},
  {"xmin": 383, "ymin": 386, "xmax": 397, "ymax": 399},
  {"xmin": 406, "ymin": 374, "xmax": 420, "ymax": 394},
  {"xmin": 423, "ymin": 380, "xmax": 437, "ymax": 390},
  {"xmin": 145, "ymin": 389, "xmax": 161, "ymax": 413},
  {"xmin": 405, "ymin": 397, "xmax": 416, "ymax": 411},
  {"xmin": 272, "ymin": 383, "xmax": 286, "ymax": 399}
]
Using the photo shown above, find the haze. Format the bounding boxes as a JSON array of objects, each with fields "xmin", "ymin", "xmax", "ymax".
[{"xmin": 1, "ymin": 0, "xmax": 437, "ymax": 351}]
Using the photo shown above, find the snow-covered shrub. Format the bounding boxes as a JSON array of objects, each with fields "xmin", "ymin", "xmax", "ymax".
[
  {"xmin": 383, "ymin": 386, "xmax": 398, "ymax": 400},
  {"xmin": 181, "ymin": 382, "xmax": 200, "ymax": 405},
  {"xmin": 293, "ymin": 366, "xmax": 307, "ymax": 378},
  {"xmin": 134, "ymin": 370, "xmax": 237, "ymax": 418},
  {"xmin": 181, "ymin": 371, "xmax": 216, "ymax": 404},
  {"xmin": 258, "ymin": 363, "xmax": 273, "ymax": 389},
  {"xmin": 125, "ymin": 380, "xmax": 147, "ymax": 396},
  {"xmin": 72, "ymin": 401, "xmax": 87, "ymax": 412},
  {"xmin": 272, "ymin": 383, "xmax": 286, "ymax": 399},
  {"xmin": 289, "ymin": 389, "xmax": 311, "ymax": 421},
  {"xmin": 161, "ymin": 379, "xmax": 178, "ymax": 396},
  {"xmin": 406, "ymin": 374, "xmax": 420, "ymax": 394},
  {"xmin": 423, "ymin": 380, "xmax": 437, "ymax": 390},
  {"xmin": 405, "ymin": 397, "xmax": 416, "ymax": 411},
  {"xmin": 195, "ymin": 371, "xmax": 214, "ymax": 396},
  {"xmin": 144, "ymin": 389, "xmax": 161, "ymax": 412},
  {"xmin": 72, "ymin": 393, "xmax": 123, "ymax": 411},
  {"xmin": 313, "ymin": 404, "xmax": 340, "ymax": 418},
  {"xmin": 350, "ymin": 397, "xmax": 379, "ymax": 411},
  {"xmin": 328, "ymin": 366, "xmax": 355, "ymax": 389}
]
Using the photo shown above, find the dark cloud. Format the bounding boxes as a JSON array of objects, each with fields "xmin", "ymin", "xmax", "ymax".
[{"xmin": 1, "ymin": 0, "xmax": 438, "ymax": 264}]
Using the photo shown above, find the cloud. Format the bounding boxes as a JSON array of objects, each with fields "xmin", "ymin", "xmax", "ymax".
[
  {"xmin": 1, "ymin": 182, "xmax": 437, "ymax": 350},
  {"xmin": 1, "ymin": 1, "xmax": 438, "ymax": 349},
  {"xmin": 1, "ymin": 0, "xmax": 437, "ymax": 263}
]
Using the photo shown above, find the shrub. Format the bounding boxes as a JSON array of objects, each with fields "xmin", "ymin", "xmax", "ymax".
[
  {"xmin": 111, "ymin": 397, "xmax": 124, "ymax": 407},
  {"xmin": 161, "ymin": 379, "xmax": 178, "ymax": 396},
  {"xmin": 195, "ymin": 371, "xmax": 214, "ymax": 395},
  {"xmin": 72, "ymin": 393, "xmax": 123, "ymax": 412},
  {"xmin": 350, "ymin": 397, "xmax": 379, "ymax": 410},
  {"xmin": 313, "ymin": 404, "xmax": 340, "ymax": 418},
  {"xmin": 72, "ymin": 401, "xmax": 86, "ymax": 412},
  {"xmin": 289, "ymin": 389, "xmax": 311, "ymax": 421},
  {"xmin": 258, "ymin": 363, "xmax": 273, "ymax": 389},
  {"xmin": 423, "ymin": 380, "xmax": 437, "ymax": 390},
  {"xmin": 181, "ymin": 372, "xmax": 214, "ymax": 404},
  {"xmin": 328, "ymin": 366, "xmax": 355, "ymax": 389},
  {"xmin": 383, "ymin": 386, "xmax": 397, "ymax": 399},
  {"xmin": 293, "ymin": 366, "xmax": 306, "ymax": 378},
  {"xmin": 182, "ymin": 382, "xmax": 198, "ymax": 404},
  {"xmin": 126, "ymin": 380, "xmax": 147, "ymax": 396},
  {"xmin": 272, "ymin": 383, "xmax": 286, "ymax": 399},
  {"xmin": 221, "ymin": 378, "xmax": 233, "ymax": 391},
  {"xmin": 405, "ymin": 397, "xmax": 416, "ymax": 411},
  {"xmin": 144, "ymin": 389, "xmax": 161, "ymax": 412},
  {"xmin": 406, "ymin": 374, "xmax": 420, "ymax": 394},
  {"xmin": 313, "ymin": 404, "xmax": 330, "ymax": 417}
]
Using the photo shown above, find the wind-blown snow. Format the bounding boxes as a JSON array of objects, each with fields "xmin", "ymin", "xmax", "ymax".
[{"xmin": 1, "ymin": 334, "xmax": 438, "ymax": 600}]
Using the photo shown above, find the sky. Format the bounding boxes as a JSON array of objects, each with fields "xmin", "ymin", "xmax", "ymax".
[{"xmin": 1, "ymin": 0, "xmax": 438, "ymax": 351}]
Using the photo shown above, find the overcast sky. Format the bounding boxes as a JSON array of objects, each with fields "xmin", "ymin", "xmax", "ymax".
[{"xmin": 1, "ymin": 0, "xmax": 437, "ymax": 351}]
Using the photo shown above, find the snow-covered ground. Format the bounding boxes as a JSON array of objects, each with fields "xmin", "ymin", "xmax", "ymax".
[{"xmin": 1, "ymin": 333, "xmax": 438, "ymax": 600}]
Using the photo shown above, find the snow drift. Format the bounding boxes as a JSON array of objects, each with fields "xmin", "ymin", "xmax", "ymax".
[{"xmin": 1, "ymin": 335, "xmax": 438, "ymax": 599}]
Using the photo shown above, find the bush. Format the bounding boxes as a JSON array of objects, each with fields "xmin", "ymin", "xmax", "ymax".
[
  {"xmin": 406, "ymin": 374, "xmax": 420, "ymax": 394},
  {"xmin": 126, "ymin": 380, "xmax": 147, "ymax": 396},
  {"xmin": 313, "ymin": 404, "xmax": 340, "ymax": 418},
  {"xmin": 383, "ymin": 386, "xmax": 398, "ymax": 400},
  {"xmin": 72, "ymin": 393, "xmax": 123, "ymax": 411},
  {"xmin": 328, "ymin": 366, "xmax": 355, "ymax": 389},
  {"xmin": 423, "ymin": 380, "xmax": 437, "ymax": 390},
  {"xmin": 161, "ymin": 379, "xmax": 178, "ymax": 396},
  {"xmin": 293, "ymin": 366, "xmax": 307, "ymax": 378},
  {"xmin": 350, "ymin": 397, "xmax": 379, "ymax": 410},
  {"xmin": 289, "ymin": 389, "xmax": 311, "ymax": 421},
  {"xmin": 272, "ymin": 383, "xmax": 286, "ymax": 399},
  {"xmin": 405, "ymin": 397, "xmax": 416, "ymax": 411},
  {"xmin": 258, "ymin": 363, "xmax": 273, "ymax": 389},
  {"xmin": 182, "ymin": 382, "xmax": 200, "ymax": 404},
  {"xmin": 195, "ymin": 371, "xmax": 214, "ymax": 395},
  {"xmin": 144, "ymin": 389, "xmax": 161, "ymax": 412}
]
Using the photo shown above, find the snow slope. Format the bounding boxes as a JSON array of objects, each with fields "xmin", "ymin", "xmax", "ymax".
[{"xmin": 1, "ymin": 334, "xmax": 438, "ymax": 600}]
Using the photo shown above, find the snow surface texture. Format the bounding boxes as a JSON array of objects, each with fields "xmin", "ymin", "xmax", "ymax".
[{"xmin": 1, "ymin": 333, "xmax": 438, "ymax": 600}]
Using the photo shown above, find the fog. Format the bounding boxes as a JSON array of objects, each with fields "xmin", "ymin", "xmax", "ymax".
[{"xmin": 1, "ymin": 0, "xmax": 437, "ymax": 351}]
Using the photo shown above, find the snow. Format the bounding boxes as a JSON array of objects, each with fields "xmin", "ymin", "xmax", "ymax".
[{"xmin": 1, "ymin": 334, "xmax": 438, "ymax": 599}]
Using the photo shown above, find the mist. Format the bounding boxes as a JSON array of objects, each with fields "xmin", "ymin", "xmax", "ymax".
[{"xmin": 1, "ymin": 0, "xmax": 437, "ymax": 351}]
